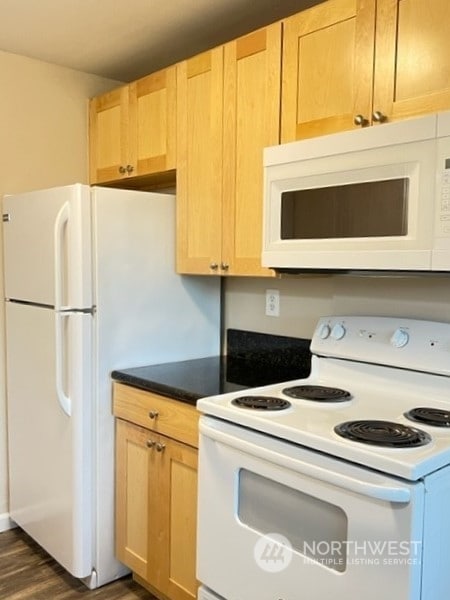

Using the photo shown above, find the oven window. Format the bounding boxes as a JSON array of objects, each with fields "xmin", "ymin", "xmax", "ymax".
[
  {"xmin": 238, "ymin": 469, "xmax": 348, "ymax": 572},
  {"xmin": 280, "ymin": 178, "xmax": 408, "ymax": 239}
]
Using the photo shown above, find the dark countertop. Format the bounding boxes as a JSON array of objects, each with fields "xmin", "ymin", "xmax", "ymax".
[{"xmin": 112, "ymin": 329, "xmax": 312, "ymax": 406}]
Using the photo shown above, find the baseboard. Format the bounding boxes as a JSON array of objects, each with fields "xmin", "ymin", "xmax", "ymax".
[{"xmin": 0, "ymin": 513, "xmax": 17, "ymax": 533}]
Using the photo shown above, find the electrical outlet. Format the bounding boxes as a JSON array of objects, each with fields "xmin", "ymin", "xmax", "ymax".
[{"xmin": 265, "ymin": 289, "xmax": 280, "ymax": 317}]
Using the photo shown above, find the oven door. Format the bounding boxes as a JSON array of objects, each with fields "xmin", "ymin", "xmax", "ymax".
[
  {"xmin": 197, "ymin": 416, "xmax": 425, "ymax": 600},
  {"xmin": 198, "ymin": 585, "xmax": 224, "ymax": 600}
]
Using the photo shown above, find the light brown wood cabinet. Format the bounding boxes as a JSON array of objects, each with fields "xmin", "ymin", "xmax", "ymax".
[
  {"xmin": 281, "ymin": 0, "xmax": 450, "ymax": 142},
  {"xmin": 374, "ymin": 0, "xmax": 450, "ymax": 123},
  {"xmin": 176, "ymin": 24, "xmax": 281, "ymax": 276},
  {"xmin": 113, "ymin": 383, "xmax": 199, "ymax": 600},
  {"xmin": 89, "ymin": 66, "xmax": 176, "ymax": 184},
  {"xmin": 89, "ymin": 85, "xmax": 130, "ymax": 183},
  {"xmin": 88, "ymin": 0, "xmax": 450, "ymax": 273}
]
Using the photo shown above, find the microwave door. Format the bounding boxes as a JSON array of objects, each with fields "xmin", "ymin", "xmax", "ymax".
[
  {"xmin": 279, "ymin": 179, "xmax": 409, "ymax": 241},
  {"xmin": 263, "ymin": 135, "xmax": 437, "ymax": 271}
]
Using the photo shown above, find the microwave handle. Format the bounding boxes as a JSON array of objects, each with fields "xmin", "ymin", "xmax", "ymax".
[{"xmin": 200, "ymin": 420, "xmax": 411, "ymax": 504}]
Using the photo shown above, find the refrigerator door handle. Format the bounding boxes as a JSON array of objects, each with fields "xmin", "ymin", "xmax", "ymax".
[
  {"xmin": 54, "ymin": 201, "xmax": 70, "ymax": 311},
  {"xmin": 55, "ymin": 312, "xmax": 71, "ymax": 416}
]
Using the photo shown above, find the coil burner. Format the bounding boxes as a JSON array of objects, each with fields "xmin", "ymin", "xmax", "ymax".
[
  {"xmin": 231, "ymin": 396, "xmax": 291, "ymax": 411},
  {"xmin": 282, "ymin": 385, "xmax": 351, "ymax": 403},
  {"xmin": 404, "ymin": 407, "xmax": 450, "ymax": 428},
  {"xmin": 334, "ymin": 420, "xmax": 431, "ymax": 448}
]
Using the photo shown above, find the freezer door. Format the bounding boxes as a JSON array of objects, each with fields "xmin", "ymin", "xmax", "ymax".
[
  {"xmin": 3, "ymin": 183, "xmax": 92, "ymax": 309},
  {"xmin": 5, "ymin": 301, "xmax": 93, "ymax": 577}
]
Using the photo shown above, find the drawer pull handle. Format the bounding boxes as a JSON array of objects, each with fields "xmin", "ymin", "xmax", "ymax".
[
  {"xmin": 146, "ymin": 439, "xmax": 156, "ymax": 448},
  {"xmin": 155, "ymin": 442, "xmax": 166, "ymax": 453},
  {"xmin": 148, "ymin": 410, "xmax": 159, "ymax": 419}
]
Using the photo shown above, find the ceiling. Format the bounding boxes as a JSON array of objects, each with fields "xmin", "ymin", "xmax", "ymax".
[{"xmin": 0, "ymin": 0, "xmax": 323, "ymax": 82}]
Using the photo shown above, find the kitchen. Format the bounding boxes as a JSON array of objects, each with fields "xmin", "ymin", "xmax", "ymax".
[{"xmin": 2, "ymin": 0, "xmax": 450, "ymax": 599}]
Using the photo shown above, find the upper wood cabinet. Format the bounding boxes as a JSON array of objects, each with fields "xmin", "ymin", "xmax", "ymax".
[
  {"xmin": 281, "ymin": 0, "xmax": 450, "ymax": 142},
  {"xmin": 131, "ymin": 68, "xmax": 177, "ymax": 176},
  {"xmin": 89, "ymin": 85, "xmax": 131, "ymax": 183},
  {"xmin": 176, "ymin": 47, "xmax": 224, "ymax": 274},
  {"xmin": 222, "ymin": 25, "xmax": 281, "ymax": 277},
  {"xmin": 176, "ymin": 24, "xmax": 281, "ymax": 276},
  {"xmin": 281, "ymin": 0, "xmax": 375, "ymax": 141},
  {"xmin": 374, "ymin": 0, "xmax": 450, "ymax": 122},
  {"xmin": 89, "ymin": 66, "xmax": 176, "ymax": 184}
]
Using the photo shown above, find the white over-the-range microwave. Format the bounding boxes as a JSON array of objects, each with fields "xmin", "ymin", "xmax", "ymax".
[{"xmin": 262, "ymin": 111, "xmax": 450, "ymax": 273}]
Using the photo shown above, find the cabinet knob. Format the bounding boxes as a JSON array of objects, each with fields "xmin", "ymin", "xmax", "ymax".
[
  {"xmin": 146, "ymin": 439, "xmax": 156, "ymax": 448},
  {"xmin": 126, "ymin": 164, "xmax": 134, "ymax": 173},
  {"xmin": 221, "ymin": 262, "xmax": 229, "ymax": 271},
  {"xmin": 209, "ymin": 262, "xmax": 219, "ymax": 271},
  {"xmin": 372, "ymin": 110, "xmax": 387, "ymax": 123},
  {"xmin": 155, "ymin": 442, "xmax": 166, "ymax": 453},
  {"xmin": 353, "ymin": 114, "xmax": 368, "ymax": 127},
  {"xmin": 118, "ymin": 165, "xmax": 127, "ymax": 174},
  {"xmin": 148, "ymin": 410, "xmax": 159, "ymax": 419}
]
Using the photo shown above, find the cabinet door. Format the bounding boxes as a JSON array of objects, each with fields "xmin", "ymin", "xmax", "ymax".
[
  {"xmin": 89, "ymin": 86, "xmax": 130, "ymax": 183},
  {"xmin": 281, "ymin": 0, "xmax": 375, "ymax": 141},
  {"xmin": 222, "ymin": 25, "xmax": 280, "ymax": 277},
  {"xmin": 130, "ymin": 66, "xmax": 177, "ymax": 177},
  {"xmin": 374, "ymin": 0, "xmax": 450, "ymax": 122},
  {"xmin": 176, "ymin": 48, "xmax": 224, "ymax": 274},
  {"xmin": 148, "ymin": 434, "xmax": 198, "ymax": 600},
  {"xmin": 115, "ymin": 419, "xmax": 152, "ymax": 579}
]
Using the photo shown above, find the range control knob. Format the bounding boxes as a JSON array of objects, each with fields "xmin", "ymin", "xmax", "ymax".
[
  {"xmin": 391, "ymin": 328, "xmax": 409, "ymax": 348},
  {"xmin": 318, "ymin": 324, "xmax": 331, "ymax": 339},
  {"xmin": 331, "ymin": 323, "xmax": 346, "ymax": 340}
]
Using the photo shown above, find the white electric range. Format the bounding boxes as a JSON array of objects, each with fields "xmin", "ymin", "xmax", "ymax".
[{"xmin": 196, "ymin": 316, "xmax": 450, "ymax": 600}]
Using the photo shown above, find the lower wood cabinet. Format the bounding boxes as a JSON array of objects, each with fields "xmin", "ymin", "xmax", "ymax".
[{"xmin": 114, "ymin": 383, "xmax": 199, "ymax": 600}]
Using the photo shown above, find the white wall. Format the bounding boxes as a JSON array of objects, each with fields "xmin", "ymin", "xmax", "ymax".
[
  {"xmin": 224, "ymin": 274, "xmax": 450, "ymax": 339},
  {"xmin": 0, "ymin": 50, "xmax": 120, "ymax": 530}
]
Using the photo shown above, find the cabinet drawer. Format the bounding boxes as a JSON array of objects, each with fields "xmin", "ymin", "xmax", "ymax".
[{"xmin": 113, "ymin": 382, "xmax": 199, "ymax": 448}]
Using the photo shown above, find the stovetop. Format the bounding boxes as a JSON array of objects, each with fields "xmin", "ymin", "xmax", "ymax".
[{"xmin": 197, "ymin": 316, "xmax": 450, "ymax": 481}]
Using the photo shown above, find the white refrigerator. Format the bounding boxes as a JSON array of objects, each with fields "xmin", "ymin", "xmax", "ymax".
[{"xmin": 2, "ymin": 184, "xmax": 220, "ymax": 588}]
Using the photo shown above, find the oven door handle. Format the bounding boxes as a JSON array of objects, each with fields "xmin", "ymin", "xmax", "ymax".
[{"xmin": 200, "ymin": 421, "xmax": 411, "ymax": 504}]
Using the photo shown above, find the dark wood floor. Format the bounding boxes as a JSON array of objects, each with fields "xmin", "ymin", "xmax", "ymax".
[{"xmin": 0, "ymin": 527, "xmax": 157, "ymax": 599}]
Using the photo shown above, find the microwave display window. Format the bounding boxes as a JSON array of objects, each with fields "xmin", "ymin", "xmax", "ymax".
[{"xmin": 280, "ymin": 179, "xmax": 409, "ymax": 240}]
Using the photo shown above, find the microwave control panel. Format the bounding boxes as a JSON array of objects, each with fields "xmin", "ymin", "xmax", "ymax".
[
  {"xmin": 440, "ymin": 160, "xmax": 450, "ymax": 235},
  {"xmin": 437, "ymin": 152, "xmax": 450, "ymax": 237}
]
